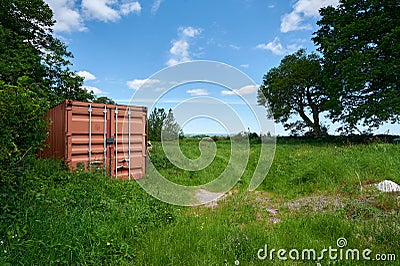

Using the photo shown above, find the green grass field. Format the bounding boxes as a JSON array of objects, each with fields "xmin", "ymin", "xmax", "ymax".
[{"xmin": 1, "ymin": 138, "xmax": 399, "ymax": 265}]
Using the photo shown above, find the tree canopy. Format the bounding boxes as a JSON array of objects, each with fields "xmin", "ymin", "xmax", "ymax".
[
  {"xmin": 94, "ymin": 97, "xmax": 116, "ymax": 105},
  {"xmin": 148, "ymin": 108, "xmax": 167, "ymax": 141},
  {"xmin": 162, "ymin": 109, "xmax": 183, "ymax": 141},
  {"xmin": 258, "ymin": 49, "xmax": 327, "ymax": 135},
  {"xmin": 0, "ymin": 0, "xmax": 94, "ymax": 106},
  {"xmin": 313, "ymin": 0, "xmax": 400, "ymax": 131},
  {"xmin": 0, "ymin": 0, "xmax": 95, "ymax": 173},
  {"xmin": 148, "ymin": 108, "xmax": 183, "ymax": 141}
]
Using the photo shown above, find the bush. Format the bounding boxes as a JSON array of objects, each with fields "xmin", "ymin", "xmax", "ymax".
[{"xmin": 0, "ymin": 77, "xmax": 49, "ymax": 183}]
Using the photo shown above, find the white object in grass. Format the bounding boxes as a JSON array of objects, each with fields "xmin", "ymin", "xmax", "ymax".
[{"xmin": 375, "ymin": 180, "xmax": 400, "ymax": 193}]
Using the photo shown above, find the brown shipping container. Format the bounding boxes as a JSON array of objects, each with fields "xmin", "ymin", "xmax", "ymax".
[{"xmin": 40, "ymin": 100, "xmax": 148, "ymax": 180}]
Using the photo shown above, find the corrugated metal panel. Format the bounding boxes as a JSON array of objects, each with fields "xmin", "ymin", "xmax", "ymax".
[
  {"xmin": 40, "ymin": 100, "xmax": 148, "ymax": 180},
  {"xmin": 41, "ymin": 101, "xmax": 66, "ymax": 159}
]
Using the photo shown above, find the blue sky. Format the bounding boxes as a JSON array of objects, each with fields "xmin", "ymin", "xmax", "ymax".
[{"xmin": 44, "ymin": 0, "xmax": 399, "ymax": 136}]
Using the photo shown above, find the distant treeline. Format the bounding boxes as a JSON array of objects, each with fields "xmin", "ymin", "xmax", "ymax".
[
  {"xmin": 275, "ymin": 134, "xmax": 400, "ymax": 145},
  {"xmin": 183, "ymin": 133, "xmax": 400, "ymax": 145}
]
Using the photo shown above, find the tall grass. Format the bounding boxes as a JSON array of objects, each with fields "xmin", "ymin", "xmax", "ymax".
[
  {"xmin": 1, "ymin": 139, "xmax": 399, "ymax": 265},
  {"xmin": 0, "ymin": 158, "xmax": 176, "ymax": 265},
  {"xmin": 262, "ymin": 141, "xmax": 400, "ymax": 199}
]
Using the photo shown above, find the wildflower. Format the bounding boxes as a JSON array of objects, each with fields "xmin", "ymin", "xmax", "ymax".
[
  {"xmin": 0, "ymin": 241, "xmax": 3, "ymax": 245},
  {"xmin": 106, "ymin": 242, "xmax": 111, "ymax": 246},
  {"xmin": 245, "ymin": 236, "xmax": 248, "ymax": 241},
  {"xmin": 3, "ymin": 250, "xmax": 6, "ymax": 253},
  {"xmin": 199, "ymin": 222, "xmax": 205, "ymax": 230}
]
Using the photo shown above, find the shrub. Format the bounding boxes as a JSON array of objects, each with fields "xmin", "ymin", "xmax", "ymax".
[{"xmin": 0, "ymin": 77, "xmax": 49, "ymax": 184}]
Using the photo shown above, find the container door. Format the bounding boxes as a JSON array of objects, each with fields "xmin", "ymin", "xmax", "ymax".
[
  {"xmin": 110, "ymin": 106, "xmax": 147, "ymax": 180},
  {"xmin": 67, "ymin": 103, "xmax": 108, "ymax": 173},
  {"xmin": 66, "ymin": 102, "xmax": 147, "ymax": 179}
]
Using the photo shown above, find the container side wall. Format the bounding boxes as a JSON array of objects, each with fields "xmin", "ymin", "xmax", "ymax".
[{"xmin": 40, "ymin": 101, "xmax": 66, "ymax": 160}]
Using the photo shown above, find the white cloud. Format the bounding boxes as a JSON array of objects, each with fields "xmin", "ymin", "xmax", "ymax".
[
  {"xmin": 169, "ymin": 40, "xmax": 190, "ymax": 63},
  {"xmin": 257, "ymin": 37, "xmax": 285, "ymax": 55},
  {"xmin": 294, "ymin": 0, "xmax": 338, "ymax": 17},
  {"xmin": 256, "ymin": 37, "xmax": 301, "ymax": 56},
  {"xmin": 240, "ymin": 64, "xmax": 249, "ymax": 68},
  {"xmin": 45, "ymin": 0, "xmax": 86, "ymax": 32},
  {"xmin": 187, "ymin": 89, "xmax": 209, "ymax": 96},
  {"xmin": 165, "ymin": 58, "xmax": 180, "ymax": 67},
  {"xmin": 45, "ymin": 0, "xmax": 141, "ymax": 32},
  {"xmin": 166, "ymin": 39, "xmax": 190, "ymax": 66},
  {"xmin": 154, "ymin": 87, "xmax": 167, "ymax": 92},
  {"xmin": 81, "ymin": 0, "xmax": 121, "ymax": 22},
  {"xmin": 221, "ymin": 85, "xmax": 259, "ymax": 96},
  {"xmin": 83, "ymin": 85, "xmax": 107, "ymax": 95},
  {"xmin": 280, "ymin": 0, "xmax": 338, "ymax": 33},
  {"xmin": 287, "ymin": 43, "xmax": 303, "ymax": 51},
  {"xmin": 180, "ymin": 26, "xmax": 202, "ymax": 38},
  {"xmin": 126, "ymin": 79, "xmax": 161, "ymax": 90},
  {"xmin": 77, "ymin": 70, "xmax": 96, "ymax": 81},
  {"xmin": 281, "ymin": 12, "xmax": 311, "ymax": 33},
  {"xmin": 166, "ymin": 26, "xmax": 202, "ymax": 66},
  {"xmin": 120, "ymin": 2, "xmax": 141, "ymax": 15},
  {"xmin": 151, "ymin": 0, "xmax": 164, "ymax": 14}
]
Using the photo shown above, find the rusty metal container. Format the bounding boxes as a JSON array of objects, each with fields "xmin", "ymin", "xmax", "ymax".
[{"xmin": 40, "ymin": 100, "xmax": 148, "ymax": 180}]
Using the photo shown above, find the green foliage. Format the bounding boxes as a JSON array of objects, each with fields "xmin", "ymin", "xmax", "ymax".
[
  {"xmin": 0, "ymin": 0, "xmax": 95, "ymax": 183},
  {"xmin": 1, "ymin": 141, "xmax": 399, "ymax": 264},
  {"xmin": 148, "ymin": 108, "xmax": 183, "ymax": 141},
  {"xmin": 223, "ymin": 232, "xmax": 253, "ymax": 261},
  {"xmin": 262, "ymin": 140, "xmax": 400, "ymax": 199},
  {"xmin": 0, "ymin": 0, "xmax": 94, "ymax": 106},
  {"xmin": 148, "ymin": 107, "xmax": 167, "ymax": 141},
  {"xmin": 0, "ymin": 78, "xmax": 49, "ymax": 176},
  {"xmin": 94, "ymin": 96, "xmax": 116, "ymax": 104},
  {"xmin": 313, "ymin": 0, "xmax": 400, "ymax": 132},
  {"xmin": 258, "ymin": 49, "xmax": 327, "ymax": 136},
  {"xmin": 162, "ymin": 108, "xmax": 183, "ymax": 141},
  {"xmin": 148, "ymin": 139, "xmax": 230, "ymax": 186},
  {"xmin": 0, "ymin": 158, "xmax": 176, "ymax": 265}
]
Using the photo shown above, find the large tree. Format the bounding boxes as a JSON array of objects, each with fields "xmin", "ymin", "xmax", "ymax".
[
  {"xmin": 162, "ymin": 109, "xmax": 183, "ymax": 141},
  {"xmin": 313, "ymin": 0, "xmax": 400, "ymax": 132},
  {"xmin": 258, "ymin": 49, "xmax": 327, "ymax": 135},
  {"xmin": 0, "ymin": 0, "xmax": 93, "ymax": 173},
  {"xmin": 148, "ymin": 108, "xmax": 168, "ymax": 141},
  {"xmin": 0, "ymin": 0, "xmax": 94, "ymax": 106},
  {"xmin": 148, "ymin": 108, "xmax": 183, "ymax": 141}
]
